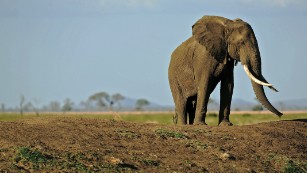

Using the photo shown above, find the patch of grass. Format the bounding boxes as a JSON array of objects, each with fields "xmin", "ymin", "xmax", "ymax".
[
  {"xmin": 18, "ymin": 147, "xmax": 51, "ymax": 163},
  {"xmin": 242, "ymin": 113, "xmax": 251, "ymax": 117},
  {"xmin": 12, "ymin": 146, "xmax": 137, "ymax": 172},
  {"xmin": 284, "ymin": 160, "xmax": 307, "ymax": 173},
  {"xmin": 267, "ymin": 152, "xmax": 278, "ymax": 160},
  {"xmin": 194, "ymin": 129, "xmax": 213, "ymax": 137},
  {"xmin": 185, "ymin": 140, "xmax": 208, "ymax": 151},
  {"xmin": 106, "ymin": 163, "xmax": 138, "ymax": 171},
  {"xmin": 63, "ymin": 153, "xmax": 88, "ymax": 171},
  {"xmin": 207, "ymin": 113, "xmax": 218, "ymax": 117},
  {"xmin": 14, "ymin": 147, "xmax": 54, "ymax": 171},
  {"xmin": 120, "ymin": 113, "xmax": 174, "ymax": 124},
  {"xmin": 262, "ymin": 153, "xmax": 307, "ymax": 173},
  {"xmin": 142, "ymin": 159, "xmax": 160, "ymax": 167},
  {"xmin": 1, "ymin": 112, "xmax": 306, "ymax": 126},
  {"xmin": 115, "ymin": 130, "xmax": 140, "ymax": 139},
  {"xmin": 62, "ymin": 152, "xmax": 138, "ymax": 172},
  {"xmin": 154, "ymin": 129, "xmax": 188, "ymax": 139},
  {"xmin": 0, "ymin": 113, "xmax": 29, "ymax": 121},
  {"xmin": 230, "ymin": 113, "xmax": 307, "ymax": 125},
  {"xmin": 220, "ymin": 134, "xmax": 234, "ymax": 140}
]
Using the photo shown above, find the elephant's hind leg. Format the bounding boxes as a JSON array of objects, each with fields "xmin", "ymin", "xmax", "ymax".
[
  {"xmin": 174, "ymin": 106, "xmax": 187, "ymax": 125},
  {"xmin": 170, "ymin": 84, "xmax": 188, "ymax": 125},
  {"xmin": 175, "ymin": 99, "xmax": 187, "ymax": 124}
]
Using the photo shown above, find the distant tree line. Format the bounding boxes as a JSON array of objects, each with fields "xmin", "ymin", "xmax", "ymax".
[
  {"xmin": 2, "ymin": 94, "xmax": 300, "ymax": 114},
  {"xmin": 0, "ymin": 92, "xmax": 151, "ymax": 114}
]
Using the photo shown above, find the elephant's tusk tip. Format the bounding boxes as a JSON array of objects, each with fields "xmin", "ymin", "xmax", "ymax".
[{"xmin": 269, "ymin": 86, "xmax": 279, "ymax": 92}]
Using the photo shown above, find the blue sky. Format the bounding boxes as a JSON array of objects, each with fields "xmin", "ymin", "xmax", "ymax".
[{"xmin": 0, "ymin": 0, "xmax": 306, "ymax": 107}]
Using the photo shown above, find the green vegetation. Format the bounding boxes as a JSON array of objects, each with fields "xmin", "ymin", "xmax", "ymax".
[
  {"xmin": 14, "ymin": 147, "xmax": 54, "ymax": 171},
  {"xmin": 154, "ymin": 129, "xmax": 188, "ymax": 139},
  {"xmin": 0, "ymin": 112, "xmax": 306, "ymax": 126},
  {"xmin": 141, "ymin": 159, "xmax": 160, "ymax": 167},
  {"xmin": 12, "ymin": 146, "xmax": 138, "ymax": 172},
  {"xmin": 0, "ymin": 113, "xmax": 25, "ymax": 121},
  {"xmin": 185, "ymin": 140, "xmax": 208, "ymax": 151},
  {"xmin": 228, "ymin": 113, "xmax": 306, "ymax": 126},
  {"xmin": 284, "ymin": 160, "xmax": 307, "ymax": 173},
  {"xmin": 261, "ymin": 152, "xmax": 307, "ymax": 173},
  {"xmin": 18, "ymin": 144, "xmax": 307, "ymax": 172},
  {"xmin": 115, "ymin": 129, "xmax": 140, "ymax": 139},
  {"xmin": 135, "ymin": 99, "xmax": 150, "ymax": 110}
]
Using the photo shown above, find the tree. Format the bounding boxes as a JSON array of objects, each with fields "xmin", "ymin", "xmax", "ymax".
[
  {"xmin": 135, "ymin": 99, "xmax": 150, "ymax": 111},
  {"xmin": 279, "ymin": 101, "xmax": 285, "ymax": 111},
  {"xmin": 1, "ymin": 104, "xmax": 5, "ymax": 112},
  {"xmin": 19, "ymin": 95, "xmax": 25, "ymax": 115},
  {"xmin": 49, "ymin": 101, "xmax": 61, "ymax": 112},
  {"xmin": 253, "ymin": 97, "xmax": 264, "ymax": 112},
  {"xmin": 32, "ymin": 98, "xmax": 41, "ymax": 116},
  {"xmin": 252, "ymin": 105, "xmax": 263, "ymax": 111},
  {"xmin": 111, "ymin": 93, "xmax": 125, "ymax": 109},
  {"xmin": 208, "ymin": 98, "xmax": 215, "ymax": 104},
  {"xmin": 80, "ymin": 100, "xmax": 92, "ymax": 111},
  {"xmin": 23, "ymin": 102, "xmax": 33, "ymax": 112},
  {"xmin": 207, "ymin": 98, "xmax": 219, "ymax": 111},
  {"xmin": 89, "ymin": 91, "xmax": 125, "ymax": 111},
  {"xmin": 89, "ymin": 92, "xmax": 110, "ymax": 110},
  {"xmin": 62, "ymin": 98, "xmax": 74, "ymax": 113}
]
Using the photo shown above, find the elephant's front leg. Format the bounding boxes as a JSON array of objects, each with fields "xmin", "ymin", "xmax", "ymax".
[
  {"xmin": 218, "ymin": 69, "xmax": 234, "ymax": 126},
  {"xmin": 194, "ymin": 78, "xmax": 212, "ymax": 125}
]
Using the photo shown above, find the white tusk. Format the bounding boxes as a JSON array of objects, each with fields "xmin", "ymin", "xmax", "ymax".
[{"xmin": 243, "ymin": 65, "xmax": 273, "ymax": 87}]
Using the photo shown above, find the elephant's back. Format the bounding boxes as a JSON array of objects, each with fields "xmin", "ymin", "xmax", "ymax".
[
  {"xmin": 168, "ymin": 37, "xmax": 198, "ymax": 96},
  {"xmin": 169, "ymin": 37, "xmax": 195, "ymax": 69}
]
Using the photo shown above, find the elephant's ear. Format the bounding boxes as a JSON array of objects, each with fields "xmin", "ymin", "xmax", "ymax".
[{"xmin": 192, "ymin": 16, "xmax": 228, "ymax": 63}]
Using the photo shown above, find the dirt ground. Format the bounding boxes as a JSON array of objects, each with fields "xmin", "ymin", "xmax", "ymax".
[{"xmin": 0, "ymin": 117, "xmax": 306, "ymax": 172}]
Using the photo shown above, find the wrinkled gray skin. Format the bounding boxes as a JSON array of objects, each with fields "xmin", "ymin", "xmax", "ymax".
[{"xmin": 168, "ymin": 16, "xmax": 282, "ymax": 126}]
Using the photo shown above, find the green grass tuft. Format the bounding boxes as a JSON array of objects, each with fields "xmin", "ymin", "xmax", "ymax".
[
  {"xmin": 155, "ymin": 129, "xmax": 188, "ymax": 139},
  {"xmin": 284, "ymin": 160, "xmax": 307, "ymax": 173}
]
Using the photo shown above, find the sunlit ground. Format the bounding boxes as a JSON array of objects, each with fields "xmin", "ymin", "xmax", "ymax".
[{"xmin": 0, "ymin": 111, "xmax": 306, "ymax": 126}]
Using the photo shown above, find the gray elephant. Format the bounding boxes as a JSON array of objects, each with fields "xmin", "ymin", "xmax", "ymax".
[{"xmin": 168, "ymin": 16, "xmax": 282, "ymax": 126}]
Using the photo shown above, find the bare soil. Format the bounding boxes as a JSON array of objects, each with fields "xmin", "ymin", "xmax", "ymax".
[{"xmin": 0, "ymin": 117, "xmax": 306, "ymax": 172}]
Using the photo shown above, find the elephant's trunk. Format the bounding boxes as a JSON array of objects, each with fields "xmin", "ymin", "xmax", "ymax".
[
  {"xmin": 251, "ymin": 81, "xmax": 283, "ymax": 116},
  {"xmin": 245, "ymin": 55, "xmax": 283, "ymax": 117}
]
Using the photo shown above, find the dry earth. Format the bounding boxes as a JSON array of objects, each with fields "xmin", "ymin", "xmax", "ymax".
[{"xmin": 0, "ymin": 117, "xmax": 306, "ymax": 172}]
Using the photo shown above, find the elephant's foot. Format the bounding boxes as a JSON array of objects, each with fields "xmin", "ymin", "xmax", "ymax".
[{"xmin": 219, "ymin": 121, "xmax": 233, "ymax": 126}]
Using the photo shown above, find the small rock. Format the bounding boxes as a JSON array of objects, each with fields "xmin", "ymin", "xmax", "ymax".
[
  {"xmin": 107, "ymin": 157, "xmax": 123, "ymax": 165},
  {"xmin": 220, "ymin": 153, "xmax": 236, "ymax": 161}
]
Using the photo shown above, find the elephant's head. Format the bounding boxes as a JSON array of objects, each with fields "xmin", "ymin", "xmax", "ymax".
[{"xmin": 192, "ymin": 16, "xmax": 282, "ymax": 116}]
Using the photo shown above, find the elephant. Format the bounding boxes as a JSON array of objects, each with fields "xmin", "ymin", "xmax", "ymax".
[{"xmin": 168, "ymin": 16, "xmax": 282, "ymax": 126}]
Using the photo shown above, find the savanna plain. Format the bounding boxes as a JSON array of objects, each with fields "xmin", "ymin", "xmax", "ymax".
[{"xmin": 0, "ymin": 112, "xmax": 306, "ymax": 172}]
